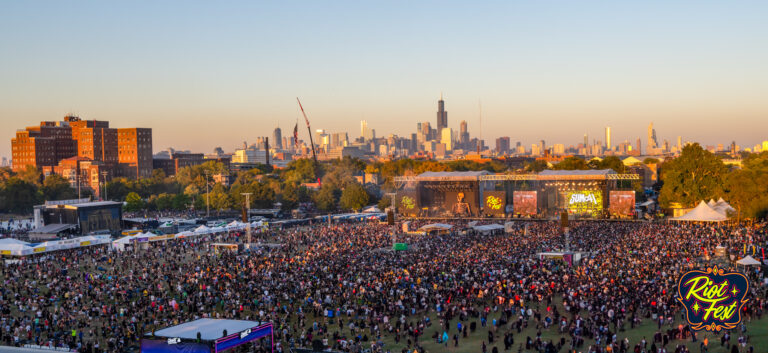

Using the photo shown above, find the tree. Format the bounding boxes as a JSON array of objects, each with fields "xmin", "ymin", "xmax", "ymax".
[
  {"xmin": 378, "ymin": 195, "xmax": 391, "ymax": 210},
  {"xmin": 340, "ymin": 183, "xmax": 370, "ymax": 211},
  {"xmin": 125, "ymin": 192, "xmax": 144, "ymax": 212},
  {"xmin": 598, "ymin": 156, "xmax": 626, "ymax": 173},
  {"xmin": 313, "ymin": 185, "xmax": 339, "ymax": 211},
  {"xmin": 41, "ymin": 174, "xmax": 76, "ymax": 201},
  {"xmin": 1, "ymin": 177, "xmax": 40, "ymax": 213},
  {"xmin": 658, "ymin": 143, "xmax": 727, "ymax": 207},
  {"xmin": 524, "ymin": 160, "xmax": 548, "ymax": 173},
  {"xmin": 724, "ymin": 152, "xmax": 768, "ymax": 219},
  {"xmin": 17, "ymin": 166, "xmax": 42, "ymax": 186},
  {"xmin": 209, "ymin": 184, "xmax": 232, "ymax": 213},
  {"xmin": 553, "ymin": 157, "xmax": 588, "ymax": 170}
]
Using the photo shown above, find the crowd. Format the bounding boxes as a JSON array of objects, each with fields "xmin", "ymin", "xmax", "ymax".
[{"xmin": 0, "ymin": 220, "xmax": 766, "ymax": 353}]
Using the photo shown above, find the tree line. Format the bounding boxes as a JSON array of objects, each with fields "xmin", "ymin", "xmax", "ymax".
[{"xmin": 0, "ymin": 145, "xmax": 766, "ymax": 218}]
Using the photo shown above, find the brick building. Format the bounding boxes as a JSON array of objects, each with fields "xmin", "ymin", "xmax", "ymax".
[
  {"xmin": 153, "ymin": 153, "xmax": 205, "ymax": 176},
  {"xmin": 118, "ymin": 128, "xmax": 153, "ymax": 178},
  {"xmin": 11, "ymin": 116, "xmax": 152, "ymax": 188}
]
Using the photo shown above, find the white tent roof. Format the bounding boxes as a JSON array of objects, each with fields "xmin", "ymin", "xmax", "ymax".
[
  {"xmin": 418, "ymin": 223, "xmax": 453, "ymax": 231},
  {"xmin": 672, "ymin": 201, "xmax": 727, "ymax": 222},
  {"xmin": 0, "ymin": 238, "xmax": 30, "ymax": 246},
  {"xmin": 712, "ymin": 199, "xmax": 736, "ymax": 216},
  {"xmin": 708, "ymin": 199, "xmax": 717, "ymax": 207},
  {"xmin": 472, "ymin": 224, "xmax": 505, "ymax": 232},
  {"xmin": 362, "ymin": 206, "xmax": 382, "ymax": 213},
  {"xmin": 174, "ymin": 231, "xmax": 194, "ymax": 238},
  {"xmin": 194, "ymin": 225, "xmax": 211, "ymax": 234},
  {"xmin": 736, "ymin": 255, "xmax": 761, "ymax": 266}
]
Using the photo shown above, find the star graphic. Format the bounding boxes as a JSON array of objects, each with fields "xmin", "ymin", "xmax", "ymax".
[
  {"xmin": 731, "ymin": 287, "xmax": 739, "ymax": 296},
  {"xmin": 692, "ymin": 302, "xmax": 701, "ymax": 314}
]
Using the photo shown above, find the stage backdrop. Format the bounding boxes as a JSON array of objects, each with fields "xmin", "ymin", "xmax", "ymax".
[
  {"xmin": 483, "ymin": 191, "xmax": 507, "ymax": 215},
  {"xmin": 609, "ymin": 191, "xmax": 635, "ymax": 216},
  {"xmin": 396, "ymin": 191, "xmax": 419, "ymax": 217},
  {"xmin": 564, "ymin": 190, "xmax": 603, "ymax": 215},
  {"xmin": 513, "ymin": 191, "xmax": 538, "ymax": 215}
]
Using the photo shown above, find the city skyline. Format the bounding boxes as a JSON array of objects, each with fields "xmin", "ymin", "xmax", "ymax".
[{"xmin": 2, "ymin": 1, "xmax": 767, "ymax": 158}]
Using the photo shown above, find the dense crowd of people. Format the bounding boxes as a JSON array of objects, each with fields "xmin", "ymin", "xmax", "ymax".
[{"xmin": 0, "ymin": 219, "xmax": 766, "ymax": 353}]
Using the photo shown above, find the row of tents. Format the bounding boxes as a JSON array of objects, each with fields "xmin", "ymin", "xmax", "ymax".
[
  {"xmin": 672, "ymin": 198, "xmax": 737, "ymax": 222},
  {"xmin": 0, "ymin": 235, "xmax": 111, "ymax": 256},
  {"xmin": 112, "ymin": 220, "xmax": 266, "ymax": 251}
]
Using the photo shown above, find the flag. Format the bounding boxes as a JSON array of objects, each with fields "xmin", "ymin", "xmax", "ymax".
[{"xmin": 293, "ymin": 123, "xmax": 298, "ymax": 146}]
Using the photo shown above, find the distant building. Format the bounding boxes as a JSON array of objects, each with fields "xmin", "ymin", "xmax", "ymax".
[
  {"xmin": 436, "ymin": 95, "xmax": 448, "ymax": 131},
  {"xmin": 273, "ymin": 127, "xmax": 283, "ymax": 149},
  {"xmin": 441, "ymin": 128, "xmax": 453, "ymax": 151},
  {"xmin": 117, "ymin": 128, "xmax": 153, "ymax": 179},
  {"xmin": 11, "ymin": 116, "xmax": 151, "ymax": 182},
  {"xmin": 495, "ymin": 137, "xmax": 510, "ymax": 155},
  {"xmin": 153, "ymin": 153, "xmax": 205, "ymax": 176}
]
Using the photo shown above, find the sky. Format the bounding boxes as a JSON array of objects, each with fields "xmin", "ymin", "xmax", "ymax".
[{"xmin": 1, "ymin": 1, "xmax": 767, "ymax": 158}]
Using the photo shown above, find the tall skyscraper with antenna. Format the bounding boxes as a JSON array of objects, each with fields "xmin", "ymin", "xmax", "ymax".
[{"xmin": 436, "ymin": 94, "xmax": 448, "ymax": 131}]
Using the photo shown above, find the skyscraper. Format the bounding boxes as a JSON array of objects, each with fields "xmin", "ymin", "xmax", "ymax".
[
  {"xmin": 583, "ymin": 134, "xmax": 588, "ymax": 148},
  {"xmin": 496, "ymin": 136, "xmax": 510, "ymax": 155},
  {"xmin": 605, "ymin": 127, "xmax": 611, "ymax": 151},
  {"xmin": 436, "ymin": 95, "xmax": 448, "ymax": 131},
  {"xmin": 459, "ymin": 120, "xmax": 469, "ymax": 148},
  {"xmin": 360, "ymin": 120, "xmax": 372, "ymax": 141},
  {"xmin": 648, "ymin": 123, "xmax": 658, "ymax": 151},
  {"xmin": 273, "ymin": 127, "xmax": 282, "ymax": 149}
]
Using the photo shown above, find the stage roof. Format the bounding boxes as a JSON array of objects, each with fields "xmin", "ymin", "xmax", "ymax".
[
  {"xmin": 151, "ymin": 318, "xmax": 262, "ymax": 341},
  {"xmin": 539, "ymin": 169, "xmax": 615, "ymax": 176},
  {"xmin": 418, "ymin": 171, "xmax": 491, "ymax": 178}
]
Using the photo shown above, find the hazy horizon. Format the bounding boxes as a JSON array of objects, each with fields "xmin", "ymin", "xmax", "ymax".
[{"xmin": 2, "ymin": 1, "xmax": 767, "ymax": 159}]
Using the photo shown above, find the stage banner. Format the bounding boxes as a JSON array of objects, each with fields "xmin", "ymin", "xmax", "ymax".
[
  {"xmin": 396, "ymin": 191, "xmax": 419, "ymax": 217},
  {"xmin": 609, "ymin": 191, "xmax": 635, "ymax": 216},
  {"xmin": 565, "ymin": 190, "xmax": 603, "ymax": 214},
  {"xmin": 445, "ymin": 190, "xmax": 478, "ymax": 217},
  {"xmin": 483, "ymin": 191, "xmax": 506, "ymax": 215},
  {"xmin": 513, "ymin": 191, "xmax": 538, "ymax": 215}
]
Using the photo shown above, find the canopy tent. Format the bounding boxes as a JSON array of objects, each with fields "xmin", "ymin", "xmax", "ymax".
[
  {"xmin": 713, "ymin": 199, "xmax": 737, "ymax": 216},
  {"xmin": 708, "ymin": 199, "xmax": 717, "ymax": 207},
  {"xmin": 226, "ymin": 221, "xmax": 247, "ymax": 230},
  {"xmin": 0, "ymin": 242, "xmax": 34, "ymax": 256},
  {"xmin": 417, "ymin": 223, "xmax": 453, "ymax": 233},
  {"xmin": 362, "ymin": 206, "xmax": 382, "ymax": 213},
  {"xmin": 472, "ymin": 224, "xmax": 505, "ymax": 234},
  {"xmin": 0, "ymin": 238, "xmax": 29, "ymax": 246},
  {"xmin": 194, "ymin": 225, "xmax": 212, "ymax": 235},
  {"xmin": 209, "ymin": 226, "xmax": 226, "ymax": 233},
  {"xmin": 736, "ymin": 255, "xmax": 761, "ymax": 266},
  {"xmin": 174, "ymin": 230, "xmax": 194, "ymax": 238},
  {"xmin": 671, "ymin": 201, "xmax": 727, "ymax": 222}
]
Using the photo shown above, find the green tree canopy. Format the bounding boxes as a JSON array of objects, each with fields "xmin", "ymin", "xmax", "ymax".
[
  {"xmin": 659, "ymin": 143, "xmax": 727, "ymax": 207},
  {"xmin": 124, "ymin": 192, "xmax": 144, "ymax": 212},
  {"xmin": 41, "ymin": 174, "xmax": 76, "ymax": 201},
  {"xmin": 553, "ymin": 157, "xmax": 588, "ymax": 170},
  {"xmin": 340, "ymin": 183, "xmax": 370, "ymax": 211}
]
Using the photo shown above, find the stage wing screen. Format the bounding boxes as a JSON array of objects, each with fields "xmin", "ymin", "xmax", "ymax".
[
  {"xmin": 609, "ymin": 191, "xmax": 635, "ymax": 216},
  {"xmin": 483, "ymin": 191, "xmax": 506, "ymax": 215},
  {"xmin": 513, "ymin": 191, "xmax": 538, "ymax": 215}
]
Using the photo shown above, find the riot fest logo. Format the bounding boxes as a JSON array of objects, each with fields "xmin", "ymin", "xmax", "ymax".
[{"xmin": 676, "ymin": 266, "xmax": 749, "ymax": 331}]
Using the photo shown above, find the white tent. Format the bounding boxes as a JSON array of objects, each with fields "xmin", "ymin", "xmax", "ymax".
[
  {"xmin": 472, "ymin": 224, "xmax": 505, "ymax": 234},
  {"xmin": 0, "ymin": 242, "xmax": 34, "ymax": 256},
  {"xmin": 713, "ymin": 199, "xmax": 736, "ymax": 216},
  {"xmin": 707, "ymin": 199, "xmax": 717, "ymax": 207},
  {"xmin": 0, "ymin": 238, "xmax": 30, "ymax": 246},
  {"xmin": 226, "ymin": 221, "xmax": 246, "ymax": 230},
  {"xmin": 362, "ymin": 206, "xmax": 382, "ymax": 213},
  {"xmin": 209, "ymin": 226, "xmax": 226, "ymax": 234},
  {"xmin": 736, "ymin": 255, "xmax": 761, "ymax": 266},
  {"xmin": 417, "ymin": 223, "xmax": 453, "ymax": 232},
  {"xmin": 672, "ymin": 201, "xmax": 727, "ymax": 222},
  {"xmin": 174, "ymin": 231, "xmax": 194, "ymax": 238},
  {"xmin": 194, "ymin": 225, "xmax": 211, "ymax": 235}
]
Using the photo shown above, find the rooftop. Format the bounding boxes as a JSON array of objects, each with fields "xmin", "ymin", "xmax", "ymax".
[{"xmin": 149, "ymin": 318, "xmax": 262, "ymax": 341}]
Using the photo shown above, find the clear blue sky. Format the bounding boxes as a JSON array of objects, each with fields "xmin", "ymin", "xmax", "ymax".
[{"xmin": 1, "ymin": 0, "xmax": 767, "ymax": 157}]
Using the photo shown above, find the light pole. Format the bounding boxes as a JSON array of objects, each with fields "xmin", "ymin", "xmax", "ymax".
[
  {"xmin": 101, "ymin": 171, "xmax": 109, "ymax": 201},
  {"xmin": 241, "ymin": 193, "xmax": 252, "ymax": 249},
  {"xmin": 204, "ymin": 171, "xmax": 210, "ymax": 218}
]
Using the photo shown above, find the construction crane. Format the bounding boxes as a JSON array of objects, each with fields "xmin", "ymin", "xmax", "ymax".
[{"xmin": 296, "ymin": 97, "xmax": 320, "ymax": 183}]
